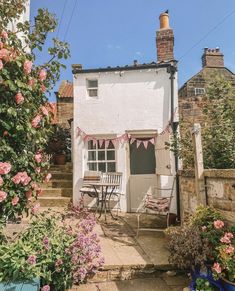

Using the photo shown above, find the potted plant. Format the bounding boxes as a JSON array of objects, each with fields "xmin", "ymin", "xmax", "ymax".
[{"xmin": 47, "ymin": 125, "xmax": 71, "ymax": 165}]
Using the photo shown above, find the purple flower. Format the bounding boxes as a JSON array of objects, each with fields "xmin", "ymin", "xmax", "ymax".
[
  {"xmin": 77, "ymin": 267, "xmax": 87, "ymax": 281},
  {"xmin": 41, "ymin": 285, "xmax": 50, "ymax": 291},
  {"xmin": 27, "ymin": 255, "xmax": 37, "ymax": 265}
]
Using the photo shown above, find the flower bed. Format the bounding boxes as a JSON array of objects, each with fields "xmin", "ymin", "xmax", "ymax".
[{"xmin": 0, "ymin": 205, "xmax": 104, "ymax": 291}]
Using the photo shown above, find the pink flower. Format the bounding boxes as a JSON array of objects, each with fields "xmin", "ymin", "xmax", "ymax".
[
  {"xmin": 27, "ymin": 255, "xmax": 37, "ymax": 265},
  {"xmin": 41, "ymin": 106, "xmax": 48, "ymax": 116},
  {"xmin": 55, "ymin": 259, "xmax": 63, "ymax": 267},
  {"xmin": 225, "ymin": 245, "xmax": 234, "ymax": 254},
  {"xmin": 0, "ymin": 59, "xmax": 3, "ymax": 70},
  {"xmin": 42, "ymin": 285, "xmax": 50, "ymax": 291},
  {"xmin": 213, "ymin": 262, "xmax": 222, "ymax": 274},
  {"xmin": 31, "ymin": 203, "xmax": 40, "ymax": 214},
  {"xmin": 214, "ymin": 220, "xmax": 224, "ymax": 229},
  {"xmin": 201, "ymin": 226, "xmax": 207, "ymax": 231},
  {"xmin": 44, "ymin": 173, "xmax": 52, "ymax": 183},
  {"xmin": 0, "ymin": 190, "xmax": 7, "ymax": 202},
  {"xmin": 31, "ymin": 115, "xmax": 41, "ymax": 128},
  {"xmin": 0, "ymin": 162, "xmax": 11, "ymax": 175},
  {"xmin": 15, "ymin": 92, "xmax": 24, "ymax": 105},
  {"xmin": 25, "ymin": 190, "xmax": 32, "ymax": 200},
  {"xmin": 23, "ymin": 60, "xmax": 32, "ymax": 74},
  {"xmin": 40, "ymin": 84, "xmax": 46, "ymax": 93},
  {"xmin": 11, "ymin": 172, "xmax": 31, "ymax": 186},
  {"xmin": 1, "ymin": 31, "xmax": 8, "ymax": 39},
  {"xmin": 28, "ymin": 78, "xmax": 35, "ymax": 88},
  {"xmin": 12, "ymin": 196, "xmax": 19, "ymax": 206},
  {"xmin": 220, "ymin": 232, "xmax": 234, "ymax": 244},
  {"xmin": 34, "ymin": 153, "xmax": 42, "ymax": 163},
  {"xmin": 0, "ymin": 176, "xmax": 3, "ymax": 186},
  {"xmin": 39, "ymin": 69, "xmax": 47, "ymax": 81},
  {"xmin": 0, "ymin": 48, "xmax": 9, "ymax": 61}
]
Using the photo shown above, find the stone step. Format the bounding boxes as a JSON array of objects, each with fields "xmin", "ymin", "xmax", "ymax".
[
  {"xmin": 51, "ymin": 172, "xmax": 72, "ymax": 180},
  {"xmin": 38, "ymin": 196, "xmax": 72, "ymax": 208},
  {"xmin": 41, "ymin": 180, "xmax": 73, "ymax": 188},
  {"xmin": 42, "ymin": 188, "xmax": 72, "ymax": 197},
  {"xmin": 50, "ymin": 163, "xmax": 72, "ymax": 170}
]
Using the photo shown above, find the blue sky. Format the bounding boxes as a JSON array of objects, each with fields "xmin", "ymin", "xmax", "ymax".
[{"xmin": 31, "ymin": 0, "xmax": 235, "ymax": 101}]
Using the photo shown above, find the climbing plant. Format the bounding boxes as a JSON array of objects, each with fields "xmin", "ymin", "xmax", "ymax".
[{"xmin": 0, "ymin": 0, "xmax": 70, "ymax": 220}]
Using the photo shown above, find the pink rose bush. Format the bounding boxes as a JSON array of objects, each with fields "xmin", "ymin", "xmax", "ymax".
[
  {"xmin": 15, "ymin": 92, "xmax": 24, "ymax": 105},
  {"xmin": 24, "ymin": 60, "xmax": 33, "ymax": 74},
  {"xmin": 31, "ymin": 115, "xmax": 42, "ymax": 128},
  {"xmin": 0, "ymin": 190, "xmax": 7, "ymax": 202},
  {"xmin": 12, "ymin": 171, "xmax": 31, "ymax": 186},
  {"xmin": 0, "ymin": 162, "xmax": 11, "ymax": 175},
  {"xmin": 11, "ymin": 196, "xmax": 19, "ymax": 206},
  {"xmin": 39, "ymin": 69, "xmax": 47, "ymax": 81}
]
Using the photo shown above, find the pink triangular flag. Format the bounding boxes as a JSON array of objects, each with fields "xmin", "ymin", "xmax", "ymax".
[
  {"xmin": 136, "ymin": 140, "xmax": 142, "ymax": 148},
  {"xmin": 143, "ymin": 140, "xmax": 149, "ymax": 149},
  {"xmin": 105, "ymin": 140, "xmax": 110, "ymax": 148},
  {"xmin": 149, "ymin": 138, "xmax": 155, "ymax": 145},
  {"xmin": 98, "ymin": 139, "xmax": 104, "ymax": 148},
  {"xmin": 92, "ymin": 138, "xmax": 97, "ymax": 147},
  {"xmin": 111, "ymin": 138, "xmax": 119, "ymax": 148},
  {"xmin": 130, "ymin": 138, "xmax": 135, "ymax": 144}
]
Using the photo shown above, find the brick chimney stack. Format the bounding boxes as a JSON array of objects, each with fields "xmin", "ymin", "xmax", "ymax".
[
  {"xmin": 156, "ymin": 11, "xmax": 174, "ymax": 62},
  {"xmin": 202, "ymin": 48, "xmax": 224, "ymax": 68}
]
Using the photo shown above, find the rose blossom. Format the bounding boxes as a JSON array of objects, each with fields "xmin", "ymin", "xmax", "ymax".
[
  {"xmin": 0, "ymin": 162, "xmax": 11, "ymax": 175},
  {"xmin": 31, "ymin": 203, "xmax": 40, "ymax": 214},
  {"xmin": 213, "ymin": 262, "xmax": 222, "ymax": 274},
  {"xmin": 31, "ymin": 115, "xmax": 41, "ymax": 128},
  {"xmin": 27, "ymin": 255, "xmax": 37, "ymax": 265},
  {"xmin": 11, "ymin": 172, "xmax": 31, "ymax": 186},
  {"xmin": 1, "ymin": 31, "xmax": 8, "ymax": 39},
  {"xmin": 34, "ymin": 152, "xmax": 42, "ymax": 163},
  {"xmin": 0, "ymin": 59, "xmax": 3, "ymax": 70},
  {"xmin": 15, "ymin": 92, "xmax": 24, "ymax": 105},
  {"xmin": 41, "ymin": 106, "xmax": 48, "ymax": 116},
  {"xmin": 214, "ymin": 220, "xmax": 224, "ymax": 229},
  {"xmin": 201, "ymin": 226, "xmax": 207, "ymax": 231},
  {"xmin": 41, "ymin": 285, "xmax": 50, "ymax": 291},
  {"xmin": 0, "ymin": 190, "xmax": 7, "ymax": 202},
  {"xmin": 28, "ymin": 78, "xmax": 35, "ymax": 88},
  {"xmin": 0, "ymin": 48, "xmax": 9, "ymax": 61},
  {"xmin": 225, "ymin": 245, "xmax": 234, "ymax": 254},
  {"xmin": 23, "ymin": 60, "xmax": 32, "ymax": 74},
  {"xmin": 39, "ymin": 69, "xmax": 47, "ymax": 81},
  {"xmin": 220, "ymin": 232, "xmax": 234, "ymax": 244},
  {"xmin": 44, "ymin": 173, "xmax": 52, "ymax": 183},
  {"xmin": 12, "ymin": 196, "xmax": 19, "ymax": 206}
]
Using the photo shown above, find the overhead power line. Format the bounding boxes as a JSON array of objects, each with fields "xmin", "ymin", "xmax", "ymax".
[
  {"xmin": 63, "ymin": 0, "xmax": 78, "ymax": 42},
  {"xmin": 56, "ymin": 0, "xmax": 68, "ymax": 38},
  {"xmin": 179, "ymin": 9, "xmax": 235, "ymax": 61}
]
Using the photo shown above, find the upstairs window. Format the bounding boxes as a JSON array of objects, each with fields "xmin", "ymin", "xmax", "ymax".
[
  {"xmin": 195, "ymin": 88, "xmax": 205, "ymax": 95},
  {"xmin": 87, "ymin": 79, "xmax": 98, "ymax": 97}
]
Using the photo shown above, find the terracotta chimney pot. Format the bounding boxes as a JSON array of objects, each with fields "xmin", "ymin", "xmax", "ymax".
[{"xmin": 159, "ymin": 13, "xmax": 170, "ymax": 29}]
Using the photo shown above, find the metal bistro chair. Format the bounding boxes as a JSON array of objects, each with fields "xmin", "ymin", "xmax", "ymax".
[
  {"xmin": 136, "ymin": 176, "xmax": 175, "ymax": 237},
  {"xmin": 101, "ymin": 172, "xmax": 123, "ymax": 216},
  {"xmin": 80, "ymin": 171, "xmax": 101, "ymax": 208}
]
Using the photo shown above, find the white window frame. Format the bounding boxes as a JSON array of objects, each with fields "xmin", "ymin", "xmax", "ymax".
[
  {"xmin": 87, "ymin": 140, "xmax": 116, "ymax": 172},
  {"xmin": 195, "ymin": 87, "xmax": 205, "ymax": 95},
  {"xmin": 86, "ymin": 79, "xmax": 98, "ymax": 98}
]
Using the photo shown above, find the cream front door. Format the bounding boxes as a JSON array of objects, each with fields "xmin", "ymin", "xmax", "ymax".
[{"xmin": 128, "ymin": 138, "xmax": 158, "ymax": 212}]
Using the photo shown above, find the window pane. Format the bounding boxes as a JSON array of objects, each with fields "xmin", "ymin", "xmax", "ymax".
[
  {"xmin": 88, "ymin": 151, "xmax": 96, "ymax": 161},
  {"xmin": 88, "ymin": 89, "xmax": 98, "ymax": 97},
  {"xmin": 98, "ymin": 151, "xmax": 105, "ymax": 161},
  {"xmin": 130, "ymin": 140, "xmax": 156, "ymax": 174},
  {"xmin": 107, "ymin": 162, "xmax": 116, "ymax": 172},
  {"xmin": 98, "ymin": 142, "xmax": 105, "ymax": 149},
  {"xmin": 88, "ymin": 163, "xmax": 97, "ymax": 171},
  {"xmin": 88, "ymin": 141, "xmax": 96, "ymax": 150},
  {"xmin": 88, "ymin": 80, "xmax": 98, "ymax": 88},
  {"xmin": 98, "ymin": 162, "xmax": 106, "ymax": 172},
  {"xmin": 107, "ymin": 151, "xmax": 115, "ymax": 160}
]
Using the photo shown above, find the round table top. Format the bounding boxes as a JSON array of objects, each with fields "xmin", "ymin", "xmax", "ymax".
[{"xmin": 88, "ymin": 182, "xmax": 120, "ymax": 187}]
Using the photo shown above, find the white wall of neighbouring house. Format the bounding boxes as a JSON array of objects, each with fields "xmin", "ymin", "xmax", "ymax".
[{"xmin": 72, "ymin": 67, "xmax": 178, "ymax": 212}]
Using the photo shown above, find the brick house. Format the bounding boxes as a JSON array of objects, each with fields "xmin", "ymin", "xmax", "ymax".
[
  {"xmin": 179, "ymin": 48, "xmax": 235, "ymax": 124},
  {"xmin": 55, "ymin": 80, "xmax": 74, "ymax": 128}
]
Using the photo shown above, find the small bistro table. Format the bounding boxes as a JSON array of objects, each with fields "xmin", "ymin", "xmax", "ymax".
[{"xmin": 88, "ymin": 182, "xmax": 120, "ymax": 221}]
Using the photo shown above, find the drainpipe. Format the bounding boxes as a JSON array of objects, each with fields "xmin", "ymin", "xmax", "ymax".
[{"xmin": 167, "ymin": 62, "xmax": 181, "ymax": 221}]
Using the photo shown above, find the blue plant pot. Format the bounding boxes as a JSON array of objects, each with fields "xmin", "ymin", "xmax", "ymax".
[
  {"xmin": 0, "ymin": 278, "xmax": 40, "ymax": 291},
  {"xmin": 222, "ymin": 277, "xmax": 235, "ymax": 291}
]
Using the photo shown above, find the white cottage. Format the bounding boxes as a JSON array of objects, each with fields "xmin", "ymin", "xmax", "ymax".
[{"xmin": 72, "ymin": 12, "xmax": 180, "ymax": 215}]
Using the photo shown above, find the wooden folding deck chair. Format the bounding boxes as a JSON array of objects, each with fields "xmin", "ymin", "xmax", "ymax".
[
  {"xmin": 136, "ymin": 176, "xmax": 175, "ymax": 237},
  {"xmin": 80, "ymin": 170, "xmax": 101, "ymax": 200}
]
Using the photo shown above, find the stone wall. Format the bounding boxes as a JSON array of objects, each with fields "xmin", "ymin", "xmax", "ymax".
[
  {"xmin": 57, "ymin": 98, "xmax": 73, "ymax": 128},
  {"xmin": 179, "ymin": 169, "xmax": 235, "ymax": 224}
]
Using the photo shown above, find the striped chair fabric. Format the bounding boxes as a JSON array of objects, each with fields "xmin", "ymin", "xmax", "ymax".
[{"xmin": 80, "ymin": 171, "xmax": 101, "ymax": 197}]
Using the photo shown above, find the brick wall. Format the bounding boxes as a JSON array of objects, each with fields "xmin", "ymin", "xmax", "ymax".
[
  {"xmin": 57, "ymin": 98, "xmax": 73, "ymax": 128},
  {"xmin": 179, "ymin": 169, "xmax": 235, "ymax": 224},
  {"xmin": 156, "ymin": 29, "xmax": 174, "ymax": 62}
]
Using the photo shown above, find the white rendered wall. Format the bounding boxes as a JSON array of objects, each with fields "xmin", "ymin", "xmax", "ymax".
[{"xmin": 73, "ymin": 67, "xmax": 178, "ymax": 212}]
